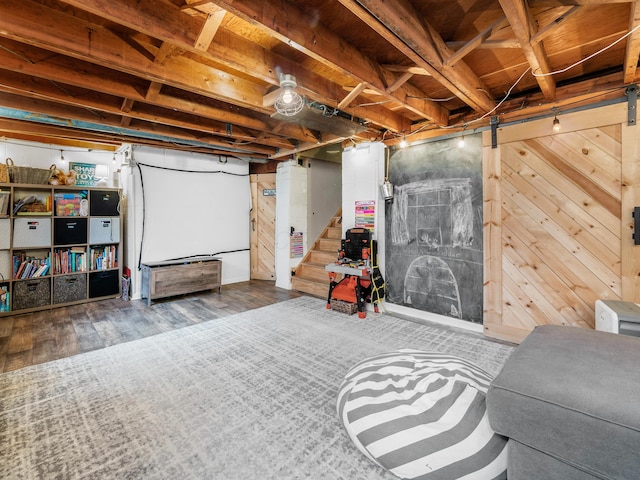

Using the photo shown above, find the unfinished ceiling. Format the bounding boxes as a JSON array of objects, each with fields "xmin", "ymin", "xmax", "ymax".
[{"xmin": 0, "ymin": 0, "xmax": 638, "ymax": 161}]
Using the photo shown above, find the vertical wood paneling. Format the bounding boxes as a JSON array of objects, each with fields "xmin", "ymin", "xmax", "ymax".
[
  {"xmin": 482, "ymin": 145, "xmax": 503, "ymax": 334},
  {"xmin": 621, "ymin": 122, "xmax": 640, "ymax": 301},
  {"xmin": 484, "ymin": 116, "xmax": 626, "ymax": 343},
  {"xmin": 250, "ymin": 174, "xmax": 276, "ymax": 280}
]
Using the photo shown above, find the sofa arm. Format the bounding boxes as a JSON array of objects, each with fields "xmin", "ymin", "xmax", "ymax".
[{"xmin": 487, "ymin": 325, "xmax": 640, "ymax": 479}]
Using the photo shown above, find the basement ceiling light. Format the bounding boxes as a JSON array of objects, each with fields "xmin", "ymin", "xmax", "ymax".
[{"xmin": 274, "ymin": 74, "xmax": 304, "ymax": 117}]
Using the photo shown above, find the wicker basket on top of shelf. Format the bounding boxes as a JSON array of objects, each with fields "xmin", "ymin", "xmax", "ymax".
[{"xmin": 6, "ymin": 158, "xmax": 56, "ymax": 184}]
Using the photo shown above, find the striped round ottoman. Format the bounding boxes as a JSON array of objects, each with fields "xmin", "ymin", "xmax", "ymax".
[{"xmin": 337, "ymin": 350, "xmax": 507, "ymax": 479}]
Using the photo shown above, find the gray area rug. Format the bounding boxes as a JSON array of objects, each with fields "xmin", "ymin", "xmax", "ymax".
[{"xmin": 0, "ymin": 296, "xmax": 515, "ymax": 480}]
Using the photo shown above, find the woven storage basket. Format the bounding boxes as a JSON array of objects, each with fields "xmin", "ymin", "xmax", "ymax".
[
  {"xmin": 331, "ymin": 298, "xmax": 358, "ymax": 315},
  {"xmin": 6, "ymin": 158, "xmax": 56, "ymax": 184},
  {"xmin": 0, "ymin": 160, "xmax": 8, "ymax": 184}
]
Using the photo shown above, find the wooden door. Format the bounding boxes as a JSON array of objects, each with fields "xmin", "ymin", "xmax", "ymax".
[
  {"xmin": 483, "ymin": 103, "xmax": 640, "ymax": 344},
  {"xmin": 250, "ymin": 174, "xmax": 276, "ymax": 280}
]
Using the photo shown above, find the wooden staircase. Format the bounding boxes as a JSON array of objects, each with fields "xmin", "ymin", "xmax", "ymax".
[{"xmin": 291, "ymin": 209, "xmax": 342, "ymax": 298}]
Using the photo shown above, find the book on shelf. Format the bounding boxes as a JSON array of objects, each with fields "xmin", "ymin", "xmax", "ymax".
[
  {"xmin": 53, "ymin": 247, "xmax": 87, "ymax": 274},
  {"xmin": 12, "ymin": 254, "xmax": 51, "ymax": 279},
  {"xmin": 90, "ymin": 245, "xmax": 118, "ymax": 270}
]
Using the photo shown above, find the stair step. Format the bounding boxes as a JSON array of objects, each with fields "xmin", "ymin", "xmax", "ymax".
[
  {"xmin": 318, "ymin": 237, "xmax": 341, "ymax": 251},
  {"xmin": 309, "ymin": 250, "xmax": 338, "ymax": 265},
  {"xmin": 325, "ymin": 226, "xmax": 342, "ymax": 239},
  {"xmin": 292, "ymin": 276, "xmax": 329, "ymax": 298},
  {"xmin": 296, "ymin": 262, "xmax": 328, "ymax": 282}
]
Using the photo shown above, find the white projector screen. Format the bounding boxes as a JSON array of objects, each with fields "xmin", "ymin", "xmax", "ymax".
[{"xmin": 138, "ymin": 164, "xmax": 251, "ymax": 265}]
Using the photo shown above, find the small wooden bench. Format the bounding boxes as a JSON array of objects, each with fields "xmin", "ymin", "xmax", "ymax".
[{"xmin": 140, "ymin": 256, "xmax": 221, "ymax": 306}]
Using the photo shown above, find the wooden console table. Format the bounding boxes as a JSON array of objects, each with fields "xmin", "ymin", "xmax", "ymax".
[{"xmin": 140, "ymin": 256, "xmax": 221, "ymax": 305}]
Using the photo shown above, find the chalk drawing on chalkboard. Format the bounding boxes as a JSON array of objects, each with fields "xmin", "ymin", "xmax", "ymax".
[
  {"xmin": 404, "ymin": 255, "xmax": 462, "ymax": 318},
  {"xmin": 388, "ymin": 178, "xmax": 476, "ymax": 320},
  {"xmin": 390, "ymin": 178, "xmax": 474, "ymax": 247}
]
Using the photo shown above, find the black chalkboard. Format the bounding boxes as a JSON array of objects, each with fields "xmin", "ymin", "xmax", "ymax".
[{"xmin": 385, "ymin": 134, "xmax": 483, "ymax": 323}]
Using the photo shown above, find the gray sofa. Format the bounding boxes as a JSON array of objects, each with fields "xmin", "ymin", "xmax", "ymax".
[{"xmin": 486, "ymin": 325, "xmax": 640, "ymax": 479}]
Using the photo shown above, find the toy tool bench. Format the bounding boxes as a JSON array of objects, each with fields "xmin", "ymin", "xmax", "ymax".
[{"xmin": 325, "ymin": 228, "xmax": 384, "ymax": 318}]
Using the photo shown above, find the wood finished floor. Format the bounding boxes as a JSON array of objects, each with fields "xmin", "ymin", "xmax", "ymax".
[{"xmin": 0, "ymin": 280, "xmax": 304, "ymax": 373}]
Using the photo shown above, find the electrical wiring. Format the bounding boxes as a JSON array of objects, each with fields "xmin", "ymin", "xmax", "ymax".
[
  {"xmin": 532, "ymin": 23, "xmax": 640, "ymax": 77},
  {"xmin": 407, "ymin": 95, "xmax": 458, "ymax": 102},
  {"xmin": 396, "ymin": 22, "xmax": 640, "ymax": 141}
]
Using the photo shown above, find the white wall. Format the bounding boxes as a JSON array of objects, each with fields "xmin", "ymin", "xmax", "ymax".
[
  {"xmin": 125, "ymin": 146, "xmax": 250, "ymax": 299},
  {"xmin": 341, "ymin": 141, "xmax": 386, "ymax": 268},
  {"xmin": 306, "ymin": 158, "xmax": 341, "ymax": 243},
  {"xmin": 274, "ymin": 160, "xmax": 308, "ymax": 289}
]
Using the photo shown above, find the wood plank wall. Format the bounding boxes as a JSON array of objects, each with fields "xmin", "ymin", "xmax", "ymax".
[{"xmin": 483, "ymin": 103, "xmax": 640, "ymax": 343}]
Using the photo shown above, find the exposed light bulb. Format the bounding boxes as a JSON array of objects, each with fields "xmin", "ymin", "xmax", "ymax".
[
  {"xmin": 458, "ymin": 136, "xmax": 466, "ymax": 148},
  {"xmin": 552, "ymin": 116, "xmax": 561, "ymax": 133},
  {"xmin": 281, "ymin": 88, "xmax": 294, "ymax": 105},
  {"xmin": 274, "ymin": 74, "xmax": 304, "ymax": 116},
  {"xmin": 112, "ymin": 153, "xmax": 116, "ymax": 163},
  {"xmin": 399, "ymin": 137, "xmax": 407, "ymax": 149},
  {"xmin": 60, "ymin": 150, "xmax": 65, "ymax": 164}
]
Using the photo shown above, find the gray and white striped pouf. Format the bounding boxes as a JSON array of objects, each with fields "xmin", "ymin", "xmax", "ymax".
[{"xmin": 337, "ymin": 350, "xmax": 507, "ymax": 480}]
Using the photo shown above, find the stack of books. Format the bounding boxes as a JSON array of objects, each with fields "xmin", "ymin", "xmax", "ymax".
[{"xmin": 13, "ymin": 255, "xmax": 51, "ymax": 279}]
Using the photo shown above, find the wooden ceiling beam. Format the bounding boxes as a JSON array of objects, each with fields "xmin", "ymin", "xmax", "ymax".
[
  {"xmin": 624, "ymin": 1, "xmax": 640, "ymax": 83},
  {"xmin": 446, "ymin": 17, "xmax": 510, "ymax": 66},
  {"xmin": 0, "ymin": 104, "xmax": 266, "ymax": 158},
  {"xmin": 338, "ymin": 83, "xmax": 368, "ymax": 110},
  {"xmin": 57, "ymin": 0, "xmax": 409, "ymax": 131},
  {"xmin": 0, "ymin": 69, "xmax": 294, "ymax": 152},
  {"xmin": 0, "ymin": 118, "xmax": 123, "ymax": 148},
  {"xmin": 340, "ymin": 0, "xmax": 496, "ymax": 114},
  {"xmin": 57, "ymin": 0, "xmax": 201, "ymax": 49},
  {"xmin": 386, "ymin": 72, "xmax": 414, "ymax": 94},
  {"xmin": 530, "ymin": 0, "xmax": 633, "ymax": 6},
  {"xmin": 193, "ymin": 7, "xmax": 226, "ymax": 51},
  {"xmin": 0, "ymin": 90, "xmax": 278, "ymax": 156},
  {"xmin": 0, "ymin": 41, "xmax": 309, "ymax": 146},
  {"xmin": 0, "ymin": 1, "xmax": 269, "ymax": 109},
  {"xmin": 498, "ymin": 0, "xmax": 557, "ymax": 100},
  {"xmin": 209, "ymin": 0, "xmax": 445, "ymax": 126},
  {"xmin": 0, "ymin": 22, "xmax": 328, "ymax": 147},
  {"xmin": 530, "ymin": 6, "xmax": 581, "ymax": 45},
  {"xmin": 446, "ymin": 39, "xmax": 521, "ymax": 49},
  {"xmin": 382, "ymin": 65, "xmax": 432, "ymax": 76}
]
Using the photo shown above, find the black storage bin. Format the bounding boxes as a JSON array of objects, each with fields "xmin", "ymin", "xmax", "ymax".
[
  {"xmin": 53, "ymin": 273, "xmax": 87, "ymax": 304},
  {"xmin": 89, "ymin": 270, "xmax": 119, "ymax": 298},
  {"xmin": 13, "ymin": 278, "xmax": 51, "ymax": 310},
  {"xmin": 54, "ymin": 217, "xmax": 88, "ymax": 245},
  {"xmin": 90, "ymin": 190, "xmax": 120, "ymax": 216}
]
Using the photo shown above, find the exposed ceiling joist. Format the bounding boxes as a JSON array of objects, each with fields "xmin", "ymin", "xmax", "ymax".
[{"xmin": 0, "ymin": 0, "xmax": 634, "ymax": 158}]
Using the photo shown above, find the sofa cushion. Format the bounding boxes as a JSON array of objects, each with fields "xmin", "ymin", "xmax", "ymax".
[
  {"xmin": 337, "ymin": 350, "xmax": 507, "ymax": 479},
  {"xmin": 487, "ymin": 325, "xmax": 640, "ymax": 479},
  {"xmin": 507, "ymin": 440, "xmax": 602, "ymax": 480}
]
